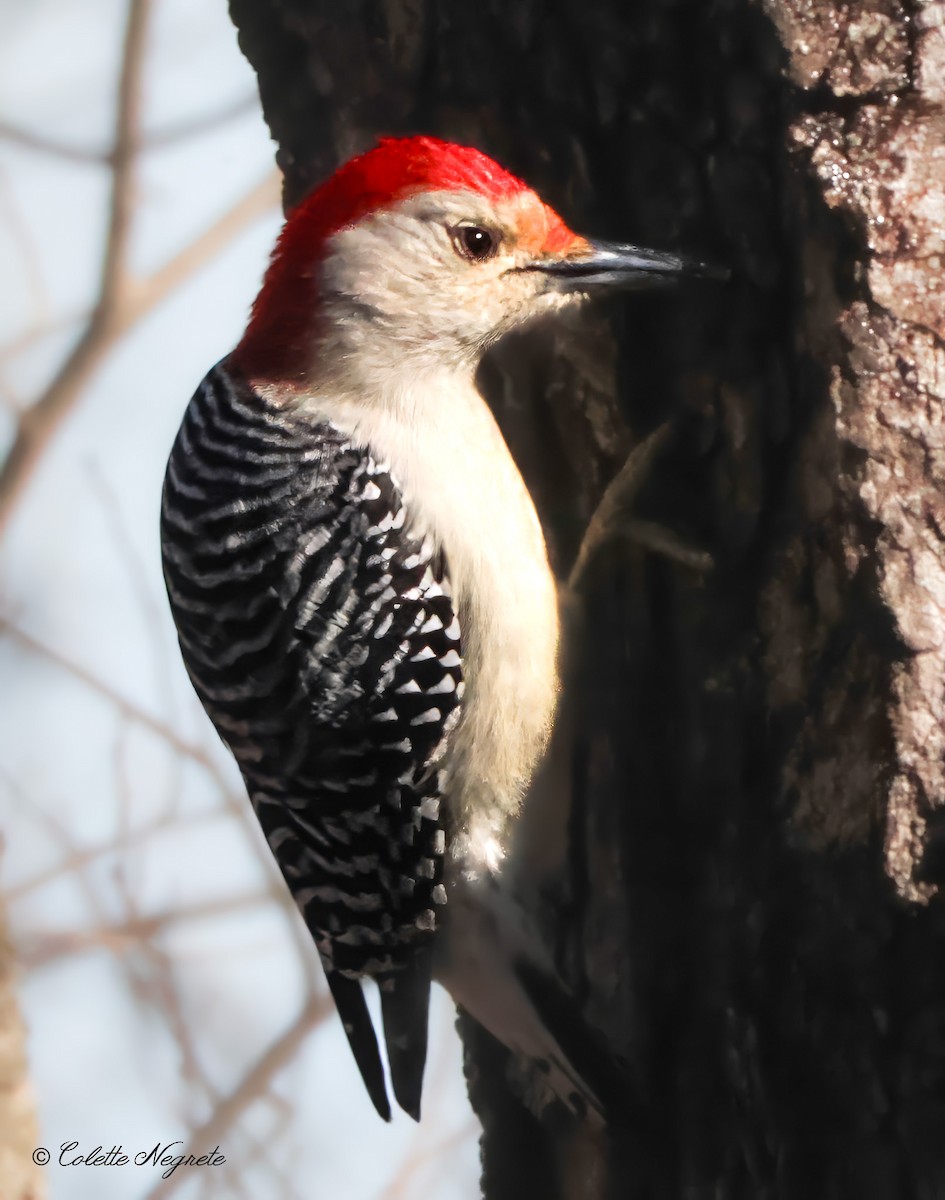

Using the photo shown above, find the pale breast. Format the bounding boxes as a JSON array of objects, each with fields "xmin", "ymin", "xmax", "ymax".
[{"xmin": 307, "ymin": 373, "xmax": 561, "ymax": 872}]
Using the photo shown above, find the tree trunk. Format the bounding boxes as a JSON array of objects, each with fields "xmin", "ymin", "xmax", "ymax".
[
  {"xmin": 0, "ymin": 889, "xmax": 45, "ymax": 1200},
  {"xmin": 227, "ymin": 1, "xmax": 945, "ymax": 1195}
]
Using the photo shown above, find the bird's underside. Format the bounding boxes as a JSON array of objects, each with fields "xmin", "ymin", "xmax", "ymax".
[{"xmin": 161, "ymin": 364, "xmax": 464, "ymax": 1119}]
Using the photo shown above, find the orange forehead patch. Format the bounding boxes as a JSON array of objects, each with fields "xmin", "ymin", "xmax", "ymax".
[{"xmin": 511, "ymin": 192, "xmax": 587, "ymax": 259}]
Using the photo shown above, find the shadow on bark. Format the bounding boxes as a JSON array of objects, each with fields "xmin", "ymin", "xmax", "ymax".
[{"xmin": 228, "ymin": 0, "xmax": 945, "ymax": 1194}]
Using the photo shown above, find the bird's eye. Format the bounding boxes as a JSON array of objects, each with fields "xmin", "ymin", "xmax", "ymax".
[{"xmin": 451, "ymin": 225, "xmax": 500, "ymax": 263}]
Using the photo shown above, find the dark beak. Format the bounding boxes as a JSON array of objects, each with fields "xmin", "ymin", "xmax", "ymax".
[{"xmin": 526, "ymin": 239, "xmax": 728, "ymax": 291}]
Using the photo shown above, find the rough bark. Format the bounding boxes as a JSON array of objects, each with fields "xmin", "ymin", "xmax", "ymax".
[{"xmin": 227, "ymin": 1, "xmax": 945, "ymax": 1195}]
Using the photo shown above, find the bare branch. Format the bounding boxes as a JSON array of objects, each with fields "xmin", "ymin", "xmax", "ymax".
[
  {"xmin": 141, "ymin": 992, "xmax": 332, "ymax": 1200},
  {"xmin": 0, "ymin": 619, "xmax": 314, "ymax": 971},
  {"xmin": 3, "ymin": 807, "xmax": 232, "ymax": 905},
  {"xmin": 0, "ymin": 120, "xmax": 107, "ymax": 164},
  {"xmin": 18, "ymin": 893, "xmax": 271, "ymax": 969},
  {"xmin": 99, "ymin": 0, "xmax": 151, "ymax": 322},
  {"xmin": 145, "ymin": 93, "xmax": 261, "ymax": 149},
  {"xmin": 123, "ymin": 170, "xmax": 279, "ymax": 320},
  {"xmin": 0, "ymin": 617, "xmax": 227, "ymax": 782},
  {"xmin": 0, "ymin": 310, "xmax": 88, "ymax": 373},
  {"xmin": 0, "ymin": 0, "xmax": 150, "ymax": 534},
  {"xmin": 0, "ymin": 170, "xmax": 49, "ymax": 331},
  {"xmin": 0, "ymin": 93, "xmax": 260, "ymax": 164},
  {"xmin": 378, "ymin": 1019, "xmax": 479, "ymax": 1200},
  {"xmin": 0, "ymin": 166, "xmax": 279, "ymax": 538},
  {"xmin": 86, "ymin": 464, "xmax": 182, "ymax": 731},
  {"xmin": 379, "ymin": 1120, "xmax": 479, "ymax": 1200},
  {"xmin": 0, "ymin": 0, "xmax": 280, "ymax": 539}
]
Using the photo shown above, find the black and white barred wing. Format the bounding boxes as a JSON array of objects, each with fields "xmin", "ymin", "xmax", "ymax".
[
  {"xmin": 269, "ymin": 451, "xmax": 463, "ymax": 1123},
  {"xmin": 160, "ymin": 366, "xmax": 463, "ymax": 1120}
]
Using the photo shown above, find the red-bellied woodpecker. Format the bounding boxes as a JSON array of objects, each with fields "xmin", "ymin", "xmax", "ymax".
[{"xmin": 161, "ymin": 135, "xmax": 713, "ymax": 1124}]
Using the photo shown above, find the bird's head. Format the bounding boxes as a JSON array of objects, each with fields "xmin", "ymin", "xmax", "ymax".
[{"xmin": 234, "ymin": 136, "xmax": 717, "ymax": 389}]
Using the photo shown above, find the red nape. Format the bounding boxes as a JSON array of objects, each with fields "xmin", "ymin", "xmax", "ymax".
[{"xmin": 233, "ymin": 137, "xmax": 554, "ymax": 381}]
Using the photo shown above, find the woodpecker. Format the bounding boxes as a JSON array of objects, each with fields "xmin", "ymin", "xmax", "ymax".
[{"xmin": 161, "ymin": 135, "xmax": 710, "ymax": 1124}]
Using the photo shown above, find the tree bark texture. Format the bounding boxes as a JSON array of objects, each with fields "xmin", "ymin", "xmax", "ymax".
[{"xmin": 228, "ymin": 1, "xmax": 945, "ymax": 1196}]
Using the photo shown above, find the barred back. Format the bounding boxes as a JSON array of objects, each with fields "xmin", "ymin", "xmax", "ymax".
[{"xmin": 160, "ymin": 365, "xmax": 463, "ymax": 986}]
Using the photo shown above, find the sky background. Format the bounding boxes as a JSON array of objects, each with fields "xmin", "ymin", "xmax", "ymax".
[{"xmin": 0, "ymin": 1, "xmax": 480, "ymax": 1196}]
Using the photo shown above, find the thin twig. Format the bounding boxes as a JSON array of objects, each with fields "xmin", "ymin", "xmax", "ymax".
[
  {"xmin": 3, "ymin": 807, "xmax": 233, "ymax": 904},
  {"xmin": 0, "ymin": 166, "xmax": 279, "ymax": 536},
  {"xmin": 0, "ymin": 121, "xmax": 107, "ymax": 164},
  {"xmin": 86, "ymin": 464, "xmax": 184, "ymax": 792},
  {"xmin": 146, "ymin": 94, "xmax": 260, "ymax": 149},
  {"xmin": 378, "ymin": 1014, "xmax": 479, "ymax": 1200},
  {"xmin": 379, "ymin": 1120, "xmax": 480, "ymax": 1200},
  {"xmin": 0, "ymin": 617, "xmax": 228, "ymax": 784},
  {"xmin": 123, "ymin": 170, "xmax": 278, "ymax": 320},
  {"xmin": 96, "ymin": 0, "xmax": 150, "ymax": 330},
  {"xmin": 0, "ymin": 0, "xmax": 150, "ymax": 534},
  {"xmin": 1, "ymin": 610, "xmax": 321, "ymax": 999},
  {"xmin": 0, "ymin": 93, "xmax": 259, "ymax": 164},
  {"xmin": 0, "ymin": 310, "xmax": 89, "ymax": 371},
  {"xmin": 141, "ymin": 993, "xmax": 332, "ymax": 1200},
  {"xmin": 0, "ymin": 616, "xmax": 312, "ymax": 954},
  {"xmin": 0, "ymin": 0, "xmax": 280, "ymax": 539},
  {"xmin": 0, "ymin": 170, "xmax": 49, "ymax": 331},
  {"xmin": 18, "ymin": 893, "xmax": 270, "ymax": 969}
]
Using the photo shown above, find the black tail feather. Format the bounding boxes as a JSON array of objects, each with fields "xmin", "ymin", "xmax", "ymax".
[
  {"xmin": 326, "ymin": 972, "xmax": 391, "ymax": 1122},
  {"xmin": 380, "ymin": 949, "xmax": 432, "ymax": 1121}
]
